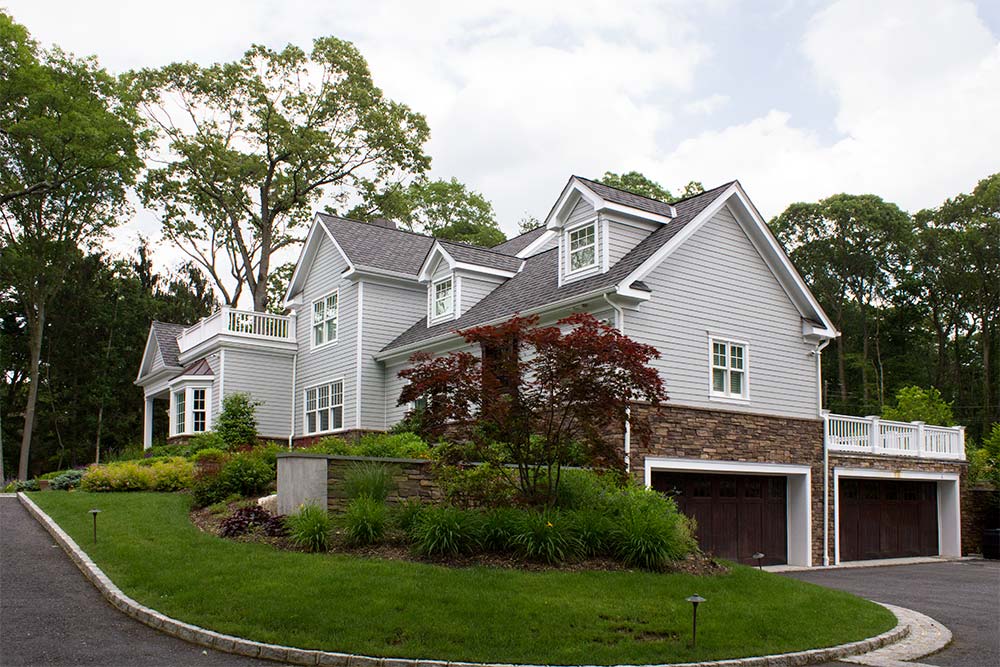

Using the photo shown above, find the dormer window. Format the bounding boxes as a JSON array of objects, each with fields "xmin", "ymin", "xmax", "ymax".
[
  {"xmin": 568, "ymin": 223, "xmax": 597, "ymax": 272},
  {"xmin": 432, "ymin": 277, "xmax": 454, "ymax": 320}
]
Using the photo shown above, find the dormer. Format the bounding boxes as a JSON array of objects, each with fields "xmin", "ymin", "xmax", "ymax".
[
  {"xmin": 418, "ymin": 240, "xmax": 522, "ymax": 324},
  {"xmin": 544, "ymin": 176, "xmax": 676, "ymax": 285}
]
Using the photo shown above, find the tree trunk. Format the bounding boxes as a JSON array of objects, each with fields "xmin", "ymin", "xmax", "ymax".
[
  {"xmin": 18, "ymin": 301, "xmax": 45, "ymax": 480},
  {"xmin": 861, "ymin": 312, "xmax": 870, "ymax": 407}
]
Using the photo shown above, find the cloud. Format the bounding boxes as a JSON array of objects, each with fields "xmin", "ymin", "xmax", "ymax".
[{"xmin": 683, "ymin": 94, "xmax": 730, "ymax": 116}]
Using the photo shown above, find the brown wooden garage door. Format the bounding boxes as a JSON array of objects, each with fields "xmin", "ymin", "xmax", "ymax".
[
  {"xmin": 838, "ymin": 479, "xmax": 938, "ymax": 561},
  {"xmin": 651, "ymin": 472, "xmax": 787, "ymax": 565}
]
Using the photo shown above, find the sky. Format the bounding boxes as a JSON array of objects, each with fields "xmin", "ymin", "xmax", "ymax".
[{"xmin": 7, "ymin": 0, "xmax": 1000, "ymax": 283}]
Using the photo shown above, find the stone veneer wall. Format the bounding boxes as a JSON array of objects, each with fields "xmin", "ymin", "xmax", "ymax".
[
  {"xmin": 327, "ymin": 455, "xmax": 441, "ymax": 512},
  {"xmin": 963, "ymin": 485, "xmax": 999, "ymax": 555},
  {"xmin": 627, "ymin": 402, "xmax": 827, "ymax": 565}
]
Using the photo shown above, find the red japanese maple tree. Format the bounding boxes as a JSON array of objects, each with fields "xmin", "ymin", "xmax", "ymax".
[{"xmin": 398, "ymin": 313, "xmax": 667, "ymax": 503}]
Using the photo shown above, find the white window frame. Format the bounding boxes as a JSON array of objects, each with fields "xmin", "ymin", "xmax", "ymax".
[
  {"xmin": 566, "ymin": 221, "xmax": 598, "ymax": 275},
  {"xmin": 191, "ymin": 387, "xmax": 208, "ymax": 433},
  {"xmin": 311, "ymin": 289, "xmax": 339, "ymax": 349},
  {"xmin": 430, "ymin": 276, "xmax": 454, "ymax": 322},
  {"xmin": 304, "ymin": 379, "xmax": 345, "ymax": 435},
  {"xmin": 169, "ymin": 383, "xmax": 213, "ymax": 436},
  {"xmin": 708, "ymin": 336, "xmax": 750, "ymax": 401}
]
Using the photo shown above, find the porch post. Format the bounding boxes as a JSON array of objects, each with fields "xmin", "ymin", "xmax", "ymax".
[{"xmin": 143, "ymin": 396, "xmax": 154, "ymax": 450}]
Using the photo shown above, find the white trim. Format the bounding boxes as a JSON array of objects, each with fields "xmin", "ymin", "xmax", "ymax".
[
  {"xmin": 832, "ymin": 467, "xmax": 962, "ymax": 565},
  {"xmin": 600, "ymin": 216, "xmax": 610, "ymax": 274},
  {"xmin": 429, "ymin": 275, "xmax": 455, "ymax": 323},
  {"xmin": 355, "ymin": 281, "xmax": 364, "ymax": 430},
  {"xmin": 417, "ymin": 242, "xmax": 455, "ymax": 283},
  {"xmin": 310, "ymin": 288, "xmax": 340, "ymax": 350},
  {"xmin": 218, "ymin": 348, "xmax": 225, "ymax": 411},
  {"xmin": 167, "ymin": 380, "xmax": 214, "ymax": 437},
  {"xmin": 563, "ymin": 219, "xmax": 601, "ymax": 282},
  {"xmin": 455, "ymin": 274, "xmax": 463, "ymax": 317},
  {"xmin": 707, "ymin": 334, "xmax": 750, "ymax": 401},
  {"xmin": 516, "ymin": 229, "xmax": 557, "ymax": 258},
  {"xmin": 302, "ymin": 378, "xmax": 346, "ymax": 436},
  {"xmin": 643, "ymin": 456, "xmax": 812, "ymax": 567},
  {"xmin": 285, "ymin": 215, "xmax": 356, "ymax": 306}
]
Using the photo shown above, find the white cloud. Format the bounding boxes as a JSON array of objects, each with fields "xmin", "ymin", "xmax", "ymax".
[{"xmin": 683, "ymin": 94, "xmax": 730, "ymax": 115}]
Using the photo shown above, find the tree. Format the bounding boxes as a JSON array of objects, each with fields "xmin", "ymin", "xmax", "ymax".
[
  {"xmin": 398, "ymin": 314, "xmax": 667, "ymax": 504},
  {"xmin": 882, "ymin": 386, "xmax": 955, "ymax": 425},
  {"xmin": 771, "ymin": 194, "xmax": 911, "ymax": 411},
  {"xmin": 133, "ymin": 37, "xmax": 431, "ymax": 311},
  {"xmin": 349, "ymin": 177, "xmax": 506, "ymax": 247},
  {"xmin": 600, "ymin": 171, "xmax": 673, "ymax": 201},
  {"xmin": 265, "ymin": 262, "xmax": 296, "ymax": 314},
  {"xmin": 517, "ymin": 214, "xmax": 542, "ymax": 235},
  {"xmin": 0, "ymin": 14, "xmax": 146, "ymax": 479}
]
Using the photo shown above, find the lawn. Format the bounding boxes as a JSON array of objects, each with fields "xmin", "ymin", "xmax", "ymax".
[{"xmin": 30, "ymin": 492, "xmax": 895, "ymax": 665}]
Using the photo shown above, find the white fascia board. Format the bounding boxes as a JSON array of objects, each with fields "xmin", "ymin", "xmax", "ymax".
[
  {"xmin": 516, "ymin": 230, "xmax": 557, "ymax": 258},
  {"xmin": 545, "ymin": 180, "xmax": 603, "ymax": 230},
  {"xmin": 643, "ymin": 456, "xmax": 812, "ymax": 482},
  {"xmin": 834, "ymin": 467, "xmax": 960, "ymax": 482},
  {"xmin": 167, "ymin": 374, "xmax": 215, "ymax": 389},
  {"xmin": 597, "ymin": 201, "xmax": 674, "ymax": 224},
  {"xmin": 452, "ymin": 262, "xmax": 517, "ymax": 279},
  {"xmin": 374, "ymin": 285, "xmax": 618, "ymax": 364},
  {"xmin": 417, "ymin": 242, "xmax": 455, "ymax": 283},
  {"xmin": 177, "ymin": 336, "xmax": 297, "ymax": 366},
  {"xmin": 347, "ymin": 265, "xmax": 423, "ymax": 284},
  {"xmin": 135, "ymin": 325, "xmax": 158, "ymax": 382},
  {"xmin": 284, "ymin": 216, "xmax": 355, "ymax": 307},
  {"xmin": 137, "ymin": 367, "xmax": 183, "ymax": 393}
]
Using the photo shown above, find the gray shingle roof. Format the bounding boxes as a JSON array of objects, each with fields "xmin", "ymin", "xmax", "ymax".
[
  {"xmin": 490, "ymin": 226, "xmax": 547, "ymax": 255},
  {"xmin": 151, "ymin": 321, "xmax": 185, "ymax": 367},
  {"xmin": 380, "ymin": 181, "xmax": 733, "ymax": 354},
  {"xmin": 574, "ymin": 175, "xmax": 678, "ymax": 219},
  {"xmin": 437, "ymin": 240, "xmax": 522, "ymax": 273},
  {"xmin": 318, "ymin": 214, "xmax": 434, "ymax": 277}
]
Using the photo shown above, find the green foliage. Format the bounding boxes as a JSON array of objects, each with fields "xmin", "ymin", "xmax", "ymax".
[
  {"xmin": 555, "ymin": 469, "xmax": 622, "ymax": 510},
  {"xmin": 512, "ymin": 510, "xmax": 581, "ymax": 564},
  {"xmin": 38, "ymin": 468, "xmax": 75, "ymax": 481},
  {"xmin": 480, "ymin": 507, "xmax": 521, "ymax": 552},
  {"xmin": 8, "ymin": 479, "xmax": 40, "ymax": 492},
  {"xmin": 435, "ymin": 463, "xmax": 514, "ymax": 508},
  {"xmin": 411, "ymin": 506, "xmax": 483, "ymax": 556},
  {"xmin": 49, "ymin": 469, "xmax": 85, "ymax": 490},
  {"xmin": 215, "ymin": 393, "xmax": 260, "ymax": 449},
  {"xmin": 597, "ymin": 171, "xmax": 702, "ymax": 203},
  {"xmin": 308, "ymin": 437, "xmax": 352, "ymax": 455},
  {"xmin": 191, "ymin": 448, "xmax": 228, "ymax": 464},
  {"xmin": 608, "ymin": 487, "xmax": 696, "ymax": 570},
  {"xmin": 343, "ymin": 462, "xmax": 396, "ymax": 502},
  {"xmin": 285, "ymin": 504, "xmax": 331, "ymax": 552},
  {"xmin": 343, "ymin": 496, "xmax": 388, "ymax": 546},
  {"xmin": 216, "ymin": 453, "xmax": 274, "ymax": 497},
  {"xmin": 354, "ymin": 432, "xmax": 431, "ymax": 459},
  {"xmin": 882, "ymin": 386, "xmax": 955, "ymax": 425},
  {"xmin": 185, "ymin": 431, "xmax": 228, "ymax": 452},
  {"xmin": 969, "ymin": 423, "xmax": 1000, "ymax": 486},
  {"xmin": 79, "ymin": 458, "xmax": 194, "ymax": 492},
  {"xmin": 566, "ymin": 509, "xmax": 613, "ymax": 557},
  {"xmin": 192, "ymin": 477, "xmax": 231, "ymax": 508},
  {"xmin": 392, "ymin": 498, "xmax": 426, "ymax": 534}
]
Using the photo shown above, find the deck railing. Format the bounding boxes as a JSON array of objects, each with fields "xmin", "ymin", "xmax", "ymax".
[
  {"xmin": 824, "ymin": 413, "xmax": 965, "ymax": 460},
  {"xmin": 176, "ymin": 307, "xmax": 295, "ymax": 353}
]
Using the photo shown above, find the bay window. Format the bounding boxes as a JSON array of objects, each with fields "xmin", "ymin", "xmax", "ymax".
[{"xmin": 170, "ymin": 384, "xmax": 212, "ymax": 435}]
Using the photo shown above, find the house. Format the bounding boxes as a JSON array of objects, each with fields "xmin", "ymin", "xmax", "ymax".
[{"xmin": 136, "ymin": 176, "xmax": 968, "ymax": 567}]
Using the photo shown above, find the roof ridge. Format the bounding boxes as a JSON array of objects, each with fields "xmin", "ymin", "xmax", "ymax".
[
  {"xmin": 573, "ymin": 174, "xmax": 733, "ymax": 209},
  {"xmin": 318, "ymin": 212, "xmax": 510, "ymax": 252},
  {"xmin": 437, "ymin": 237, "xmax": 520, "ymax": 258}
]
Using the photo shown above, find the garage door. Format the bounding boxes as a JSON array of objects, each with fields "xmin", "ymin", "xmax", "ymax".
[
  {"xmin": 838, "ymin": 479, "xmax": 938, "ymax": 561},
  {"xmin": 651, "ymin": 472, "xmax": 787, "ymax": 565}
]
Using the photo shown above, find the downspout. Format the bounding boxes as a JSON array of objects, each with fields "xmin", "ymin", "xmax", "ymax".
[
  {"xmin": 602, "ymin": 293, "xmax": 631, "ymax": 474},
  {"xmin": 814, "ymin": 338, "xmax": 831, "ymax": 566}
]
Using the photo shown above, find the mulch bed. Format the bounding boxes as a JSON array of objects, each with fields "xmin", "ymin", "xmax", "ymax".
[{"xmin": 189, "ymin": 503, "xmax": 729, "ymax": 576}]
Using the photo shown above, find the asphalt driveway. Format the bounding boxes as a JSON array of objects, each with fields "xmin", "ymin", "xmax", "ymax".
[
  {"xmin": 785, "ymin": 559, "xmax": 1000, "ymax": 667},
  {"xmin": 0, "ymin": 496, "xmax": 278, "ymax": 667}
]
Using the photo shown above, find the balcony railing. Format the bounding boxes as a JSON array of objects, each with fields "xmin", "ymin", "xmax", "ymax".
[
  {"xmin": 824, "ymin": 413, "xmax": 965, "ymax": 461},
  {"xmin": 176, "ymin": 307, "xmax": 295, "ymax": 354}
]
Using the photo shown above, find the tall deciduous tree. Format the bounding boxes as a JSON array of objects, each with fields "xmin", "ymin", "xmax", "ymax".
[
  {"xmin": 133, "ymin": 37, "xmax": 431, "ymax": 311},
  {"xmin": 599, "ymin": 171, "xmax": 704, "ymax": 203},
  {"xmin": 0, "ymin": 13, "xmax": 145, "ymax": 479},
  {"xmin": 398, "ymin": 314, "xmax": 666, "ymax": 504}
]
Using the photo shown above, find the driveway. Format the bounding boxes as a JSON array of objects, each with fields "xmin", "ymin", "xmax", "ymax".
[
  {"xmin": 0, "ymin": 496, "xmax": 279, "ymax": 667},
  {"xmin": 785, "ymin": 559, "xmax": 1000, "ymax": 667}
]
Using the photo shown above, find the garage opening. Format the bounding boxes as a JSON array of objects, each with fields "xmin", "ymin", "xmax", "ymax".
[
  {"xmin": 652, "ymin": 471, "xmax": 787, "ymax": 565},
  {"xmin": 838, "ymin": 479, "xmax": 938, "ymax": 561}
]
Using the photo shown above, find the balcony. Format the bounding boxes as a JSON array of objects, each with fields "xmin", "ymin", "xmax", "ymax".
[
  {"xmin": 824, "ymin": 413, "xmax": 965, "ymax": 461},
  {"xmin": 176, "ymin": 307, "xmax": 296, "ymax": 356}
]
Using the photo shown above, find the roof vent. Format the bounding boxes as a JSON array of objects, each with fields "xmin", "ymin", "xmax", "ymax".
[{"xmin": 371, "ymin": 217, "xmax": 396, "ymax": 230}]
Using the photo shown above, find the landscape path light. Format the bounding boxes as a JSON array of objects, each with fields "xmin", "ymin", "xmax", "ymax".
[
  {"xmin": 89, "ymin": 508, "xmax": 102, "ymax": 544},
  {"xmin": 753, "ymin": 552, "xmax": 765, "ymax": 570},
  {"xmin": 686, "ymin": 594, "xmax": 706, "ymax": 648}
]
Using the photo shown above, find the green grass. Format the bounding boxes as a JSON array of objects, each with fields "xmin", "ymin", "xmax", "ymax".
[{"xmin": 30, "ymin": 492, "xmax": 895, "ymax": 664}]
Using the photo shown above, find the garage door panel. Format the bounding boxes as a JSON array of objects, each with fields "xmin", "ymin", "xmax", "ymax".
[{"xmin": 839, "ymin": 479, "xmax": 938, "ymax": 562}]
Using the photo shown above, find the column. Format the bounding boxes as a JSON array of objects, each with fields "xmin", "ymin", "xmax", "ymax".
[{"xmin": 143, "ymin": 396, "xmax": 154, "ymax": 450}]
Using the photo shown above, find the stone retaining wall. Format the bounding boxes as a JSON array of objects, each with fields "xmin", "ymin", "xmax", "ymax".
[{"xmin": 327, "ymin": 455, "xmax": 442, "ymax": 512}]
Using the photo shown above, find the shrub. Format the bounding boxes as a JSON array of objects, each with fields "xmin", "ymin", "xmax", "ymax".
[
  {"xmin": 149, "ymin": 457, "xmax": 196, "ymax": 491},
  {"xmin": 39, "ymin": 469, "xmax": 75, "ymax": 481},
  {"xmin": 191, "ymin": 448, "xmax": 228, "ymax": 465},
  {"xmin": 9, "ymin": 479, "xmax": 40, "ymax": 492},
  {"xmin": 184, "ymin": 431, "xmax": 228, "ymax": 453},
  {"xmin": 50, "ymin": 469, "xmax": 85, "ymax": 491},
  {"xmin": 555, "ymin": 469, "xmax": 622, "ymax": 511},
  {"xmin": 392, "ymin": 498, "xmax": 425, "ymax": 534},
  {"xmin": 355, "ymin": 432, "xmax": 431, "ymax": 459},
  {"xmin": 481, "ymin": 507, "xmax": 521, "ymax": 552},
  {"xmin": 343, "ymin": 462, "xmax": 396, "ymax": 502},
  {"xmin": 79, "ymin": 458, "xmax": 195, "ymax": 493},
  {"xmin": 435, "ymin": 462, "xmax": 514, "ymax": 508},
  {"xmin": 286, "ymin": 504, "xmax": 331, "ymax": 552},
  {"xmin": 215, "ymin": 392, "xmax": 260, "ymax": 449},
  {"xmin": 512, "ymin": 510, "xmax": 581, "ymax": 564},
  {"xmin": 219, "ymin": 504, "xmax": 287, "ymax": 538},
  {"xmin": 102, "ymin": 443, "xmax": 145, "ymax": 462},
  {"xmin": 307, "ymin": 436, "xmax": 351, "ymax": 455},
  {"xmin": 567, "ymin": 509, "xmax": 613, "ymax": 557},
  {"xmin": 411, "ymin": 506, "xmax": 482, "ymax": 556},
  {"xmin": 216, "ymin": 453, "xmax": 274, "ymax": 497},
  {"xmin": 343, "ymin": 496, "xmax": 388, "ymax": 546},
  {"xmin": 192, "ymin": 477, "xmax": 231, "ymax": 507},
  {"xmin": 608, "ymin": 487, "xmax": 695, "ymax": 570}
]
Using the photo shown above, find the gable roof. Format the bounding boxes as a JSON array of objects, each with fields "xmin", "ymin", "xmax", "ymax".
[
  {"xmin": 379, "ymin": 182, "xmax": 733, "ymax": 357},
  {"xmin": 151, "ymin": 321, "xmax": 185, "ymax": 368},
  {"xmin": 319, "ymin": 214, "xmax": 435, "ymax": 277},
  {"xmin": 434, "ymin": 240, "xmax": 523, "ymax": 274},
  {"xmin": 490, "ymin": 226, "xmax": 547, "ymax": 255}
]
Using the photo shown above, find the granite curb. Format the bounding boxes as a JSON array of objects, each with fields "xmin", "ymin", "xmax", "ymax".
[{"xmin": 19, "ymin": 492, "xmax": 909, "ymax": 667}]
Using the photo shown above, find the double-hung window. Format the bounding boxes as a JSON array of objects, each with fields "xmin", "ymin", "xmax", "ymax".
[
  {"xmin": 192, "ymin": 388, "xmax": 207, "ymax": 432},
  {"xmin": 173, "ymin": 390, "xmax": 186, "ymax": 434},
  {"xmin": 312, "ymin": 291, "xmax": 338, "ymax": 347},
  {"xmin": 568, "ymin": 223, "xmax": 597, "ymax": 272},
  {"xmin": 305, "ymin": 381, "xmax": 344, "ymax": 434},
  {"xmin": 710, "ymin": 338, "xmax": 748, "ymax": 399},
  {"xmin": 432, "ymin": 277, "xmax": 453, "ymax": 320}
]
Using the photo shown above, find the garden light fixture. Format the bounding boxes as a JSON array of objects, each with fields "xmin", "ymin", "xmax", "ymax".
[
  {"xmin": 686, "ymin": 594, "xmax": 706, "ymax": 648},
  {"xmin": 753, "ymin": 552, "xmax": 765, "ymax": 570},
  {"xmin": 89, "ymin": 508, "xmax": 101, "ymax": 544}
]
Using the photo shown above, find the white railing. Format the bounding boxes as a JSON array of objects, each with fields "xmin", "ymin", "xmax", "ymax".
[
  {"xmin": 176, "ymin": 307, "xmax": 295, "ymax": 353},
  {"xmin": 824, "ymin": 413, "xmax": 965, "ymax": 460}
]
